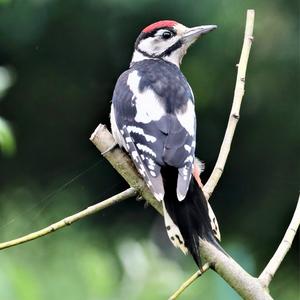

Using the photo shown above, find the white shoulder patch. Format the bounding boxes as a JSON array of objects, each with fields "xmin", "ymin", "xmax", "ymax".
[
  {"xmin": 176, "ymin": 100, "xmax": 195, "ymax": 136},
  {"xmin": 127, "ymin": 71, "xmax": 165, "ymax": 124}
]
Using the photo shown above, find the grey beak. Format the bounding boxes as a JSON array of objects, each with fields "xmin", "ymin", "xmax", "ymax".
[{"xmin": 182, "ymin": 25, "xmax": 217, "ymax": 43}]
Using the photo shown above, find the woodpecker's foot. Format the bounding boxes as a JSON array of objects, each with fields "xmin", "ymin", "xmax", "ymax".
[
  {"xmin": 136, "ymin": 195, "xmax": 143, "ymax": 201},
  {"xmin": 101, "ymin": 142, "xmax": 118, "ymax": 155}
]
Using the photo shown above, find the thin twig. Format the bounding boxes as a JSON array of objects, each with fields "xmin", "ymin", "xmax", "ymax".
[
  {"xmin": 203, "ymin": 9, "xmax": 255, "ymax": 200},
  {"xmin": 259, "ymin": 195, "xmax": 300, "ymax": 287},
  {"xmin": 0, "ymin": 188, "xmax": 136, "ymax": 250},
  {"xmin": 169, "ymin": 263, "xmax": 210, "ymax": 300}
]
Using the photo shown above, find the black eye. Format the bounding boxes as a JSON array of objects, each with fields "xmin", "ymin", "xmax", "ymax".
[{"xmin": 162, "ymin": 31, "xmax": 172, "ymax": 39}]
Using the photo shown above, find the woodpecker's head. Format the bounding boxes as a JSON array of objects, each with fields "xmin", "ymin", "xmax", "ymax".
[{"xmin": 131, "ymin": 20, "xmax": 217, "ymax": 67}]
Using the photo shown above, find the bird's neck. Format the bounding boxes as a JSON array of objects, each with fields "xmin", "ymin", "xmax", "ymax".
[{"xmin": 130, "ymin": 49, "xmax": 182, "ymax": 68}]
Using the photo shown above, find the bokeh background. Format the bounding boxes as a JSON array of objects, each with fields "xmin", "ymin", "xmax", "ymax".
[{"xmin": 0, "ymin": 0, "xmax": 299, "ymax": 299}]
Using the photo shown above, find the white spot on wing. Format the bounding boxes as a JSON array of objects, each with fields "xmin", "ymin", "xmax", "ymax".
[
  {"xmin": 184, "ymin": 144, "xmax": 192, "ymax": 152},
  {"xmin": 147, "ymin": 180, "xmax": 153, "ymax": 187},
  {"xmin": 148, "ymin": 158, "xmax": 155, "ymax": 166},
  {"xmin": 126, "ymin": 125, "xmax": 157, "ymax": 143},
  {"xmin": 127, "ymin": 71, "xmax": 165, "ymax": 124},
  {"xmin": 132, "ymin": 150, "xmax": 139, "ymax": 162},
  {"xmin": 184, "ymin": 155, "xmax": 193, "ymax": 163},
  {"xmin": 182, "ymin": 167, "xmax": 188, "ymax": 176},
  {"xmin": 150, "ymin": 171, "xmax": 156, "ymax": 177},
  {"xmin": 153, "ymin": 192, "xmax": 164, "ymax": 201},
  {"xmin": 136, "ymin": 143, "xmax": 156, "ymax": 157}
]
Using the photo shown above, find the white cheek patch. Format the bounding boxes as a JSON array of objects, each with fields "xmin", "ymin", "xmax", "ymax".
[
  {"xmin": 138, "ymin": 35, "xmax": 178, "ymax": 57},
  {"xmin": 127, "ymin": 71, "xmax": 165, "ymax": 124},
  {"xmin": 176, "ymin": 100, "xmax": 195, "ymax": 136},
  {"xmin": 138, "ymin": 37, "xmax": 156, "ymax": 56}
]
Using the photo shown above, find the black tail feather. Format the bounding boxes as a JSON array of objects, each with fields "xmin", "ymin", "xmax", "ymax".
[{"xmin": 162, "ymin": 166, "xmax": 221, "ymax": 267}]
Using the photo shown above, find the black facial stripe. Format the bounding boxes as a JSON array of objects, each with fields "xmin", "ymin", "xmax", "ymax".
[
  {"xmin": 136, "ymin": 47, "xmax": 156, "ymax": 58},
  {"xmin": 158, "ymin": 39, "xmax": 183, "ymax": 57},
  {"xmin": 136, "ymin": 39, "xmax": 183, "ymax": 59}
]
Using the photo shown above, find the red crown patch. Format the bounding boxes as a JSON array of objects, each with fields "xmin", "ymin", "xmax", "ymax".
[{"xmin": 142, "ymin": 20, "xmax": 178, "ymax": 33}]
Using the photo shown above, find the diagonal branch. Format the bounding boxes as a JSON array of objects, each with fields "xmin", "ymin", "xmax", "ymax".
[
  {"xmin": 169, "ymin": 263, "xmax": 210, "ymax": 300},
  {"xmin": 0, "ymin": 187, "xmax": 136, "ymax": 250},
  {"xmin": 203, "ymin": 9, "xmax": 255, "ymax": 200},
  {"xmin": 90, "ymin": 126, "xmax": 272, "ymax": 300},
  {"xmin": 90, "ymin": 124, "xmax": 163, "ymax": 215},
  {"xmin": 259, "ymin": 195, "xmax": 300, "ymax": 287}
]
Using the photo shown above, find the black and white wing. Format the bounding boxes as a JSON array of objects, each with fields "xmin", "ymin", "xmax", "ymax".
[{"xmin": 110, "ymin": 59, "xmax": 196, "ymax": 202}]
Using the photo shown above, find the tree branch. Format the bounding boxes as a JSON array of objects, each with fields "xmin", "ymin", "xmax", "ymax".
[
  {"xmin": 90, "ymin": 124, "xmax": 163, "ymax": 215},
  {"xmin": 169, "ymin": 263, "xmax": 210, "ymax": 300},
  {"xmin": 259, "ymin": 195, "xmax": 300, "ymax": 287},
  {"xmin": 201, "ymin": 241, "xmax": 273, "ymax": 300},
  {"xmin": 203, "ymin": 9, "xmax": 255, "ymax": 200},
  {"xmin": 90, "ymin": 126, "xmax": 273, "ymax": 300},
  {"xmin": 0, "ymin": 187, "xmax": 136, "ymax": 250}
]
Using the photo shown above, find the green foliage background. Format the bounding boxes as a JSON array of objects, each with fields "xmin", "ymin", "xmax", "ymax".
[{"xmin": 0, "ymin": 0, "xmax": 299, "ymax": 299}]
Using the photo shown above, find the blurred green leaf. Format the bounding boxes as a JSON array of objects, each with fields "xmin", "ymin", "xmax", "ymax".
[
  {"xmin": 0, "ymin": 117, "xmax": 16, "ymax": 156},
  {"xmin": 0, "ymin": 66, "xmax": 15, "ymax": 97}
]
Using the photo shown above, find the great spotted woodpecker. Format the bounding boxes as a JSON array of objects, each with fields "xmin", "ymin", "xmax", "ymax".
[{"xmin": 110, "ymin": 20, "xmax": 220, "ymax": 267}]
